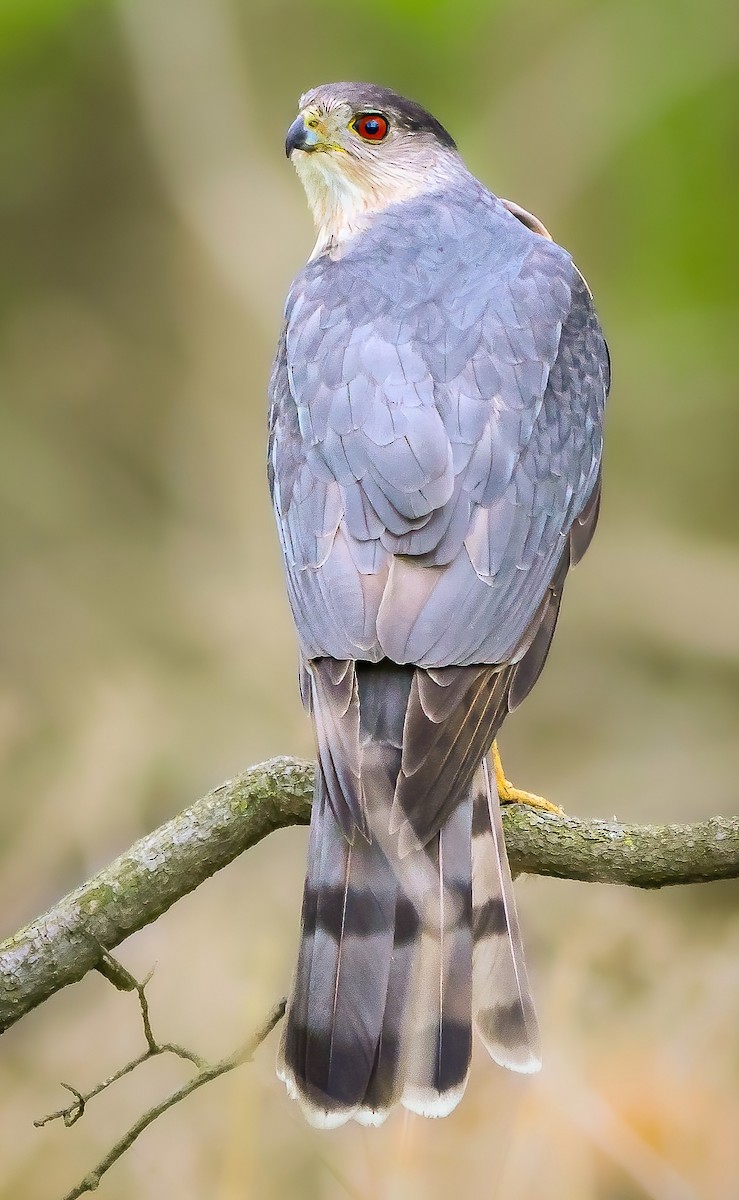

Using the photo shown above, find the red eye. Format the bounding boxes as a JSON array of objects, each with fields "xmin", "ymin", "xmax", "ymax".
[{"xmin": 353, "ymin": 113, "xmax": 389, "ymax": 142}]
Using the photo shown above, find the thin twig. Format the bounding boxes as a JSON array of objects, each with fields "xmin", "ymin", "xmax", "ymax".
[
  {"xmin": 33, "ymin": 951, "xmax": 285, "ymax": 1198},
  {"xmin": 35, "ymin": 1054, "xmax": 152, "ymax": 1130},
  {"xmin": 35, "ymin": 954, "xmax": 206, "ymax": 1132},
  {"xmin": 59, "ymin": 998, "xmax": 286, "ymax": 1200}
]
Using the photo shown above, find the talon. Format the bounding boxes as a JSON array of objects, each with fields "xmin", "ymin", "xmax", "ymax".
[{"xmin": 491, "ymin": 740, "xmax": 564, "ymax": 816}]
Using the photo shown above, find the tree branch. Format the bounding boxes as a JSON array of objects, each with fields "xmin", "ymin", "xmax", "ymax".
[{"xmin": 1, "ymin": 755, "xmax": 737, "ymax": 1036}]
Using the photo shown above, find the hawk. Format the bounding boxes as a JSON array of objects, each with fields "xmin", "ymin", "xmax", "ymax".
[{"xmin": 268, "ymin": 83, "xmax": 609, "ymax": 1127}]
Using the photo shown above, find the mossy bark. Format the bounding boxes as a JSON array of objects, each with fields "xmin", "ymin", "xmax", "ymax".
[{"xmin": 1, "ymin": 756, "xmax": 737, "ymax": 1035}]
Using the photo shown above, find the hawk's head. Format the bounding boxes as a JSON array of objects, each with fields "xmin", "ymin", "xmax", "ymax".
[{"xmin": 285, "ymin": 83, "xmax": 462, "ymax": 254}]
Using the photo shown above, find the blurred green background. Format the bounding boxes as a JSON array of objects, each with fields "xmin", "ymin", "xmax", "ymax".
[{"xmin": 0, "ymin": 0, "xmax": 737, "ymax": 1197}]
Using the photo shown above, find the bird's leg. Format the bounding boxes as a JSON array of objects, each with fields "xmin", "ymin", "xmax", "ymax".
[{"xmin": 491, "ymin": 741, "xmax": 564, "ymax": 816}]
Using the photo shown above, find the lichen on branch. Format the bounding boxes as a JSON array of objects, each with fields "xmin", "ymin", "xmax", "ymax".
[{"xmin": 1, "ymin": 755, "xmax": 737, "ymax": 1038}]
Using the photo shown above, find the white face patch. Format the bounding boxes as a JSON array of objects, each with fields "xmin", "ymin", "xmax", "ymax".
[{"xmin": 289, "ymin": 97, "xmax": 464, "ymax": 257}]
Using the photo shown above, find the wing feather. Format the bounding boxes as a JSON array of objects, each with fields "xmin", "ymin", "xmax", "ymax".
[{"xmin": 270, "ymin": 186, "xmax": 608, "ymax": 670}]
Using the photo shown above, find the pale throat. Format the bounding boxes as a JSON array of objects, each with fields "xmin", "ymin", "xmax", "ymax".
[{"xmin": 293, "ymin": 147, "xmax": 458, "ymax": 258}]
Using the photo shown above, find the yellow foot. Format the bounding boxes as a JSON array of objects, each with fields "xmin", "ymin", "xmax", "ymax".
[{"xmin": 491, "ymin": 740, "xmax": 564, "ymax": 817}]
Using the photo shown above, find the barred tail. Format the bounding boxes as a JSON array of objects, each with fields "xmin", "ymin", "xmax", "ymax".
[
  {"xmin": 278, "ymin": 661, "xmax": 475, "ymax": 1126},
  {"xmin": 472, "ymin": 757, "xmax": 541, "ymax": 1073},
  {"xmin": 399, "ymin": 796, "xmax": 473, "ymax": 1118},
  {"xmin": 277, "ymin": 772, "xmax": 398, "ymax": 1127},
  {"xmin": 278, "ymin": 660, "xmax": 539, "ymax": 1127}
]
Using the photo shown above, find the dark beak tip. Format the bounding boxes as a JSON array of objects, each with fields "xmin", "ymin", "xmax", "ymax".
[{"xmin": 285, "ymin": 115, "xmax": 308, "ymax": 158}]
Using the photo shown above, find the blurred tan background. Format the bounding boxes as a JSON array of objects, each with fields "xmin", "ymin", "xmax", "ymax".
[{"xmin": 0, "ymin": 0, "xmax": 738, "ymax": 1197}]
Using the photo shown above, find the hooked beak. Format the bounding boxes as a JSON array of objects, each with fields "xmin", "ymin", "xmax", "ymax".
[{"xmin": 285, "ymin": 114, "xmax": 320, "ymax": 158}]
